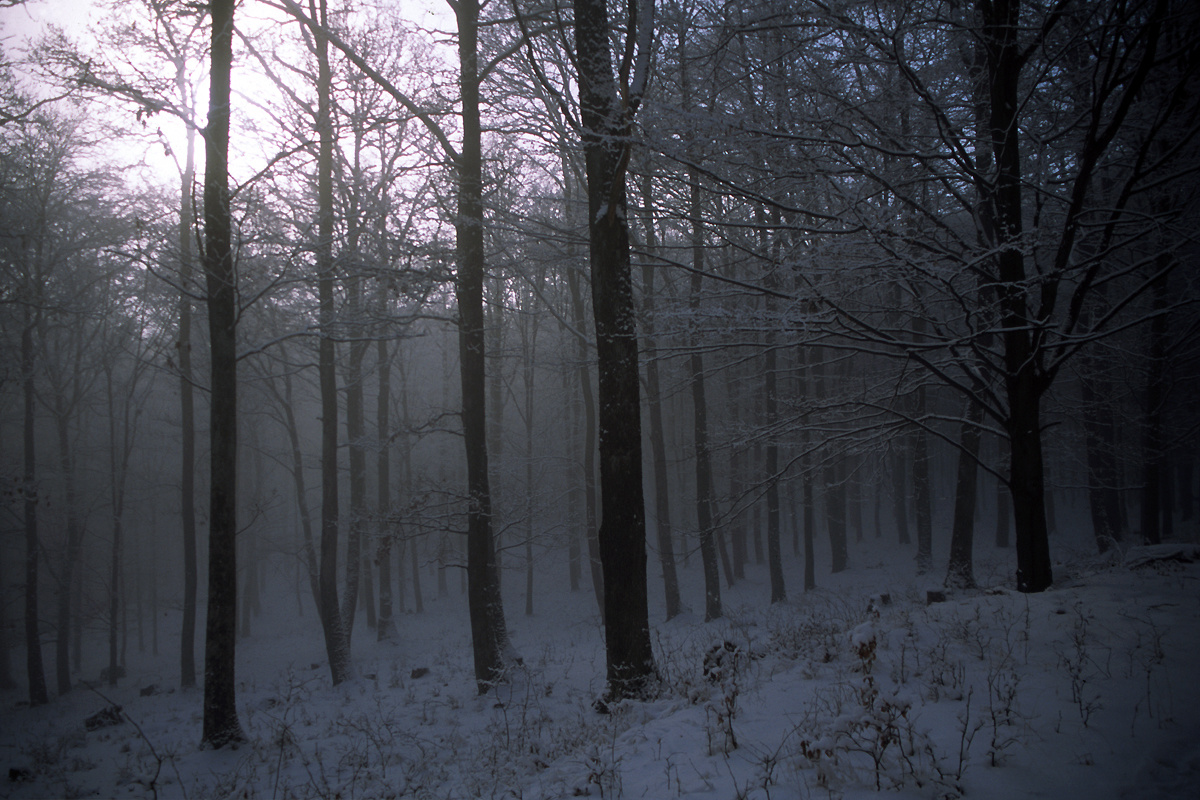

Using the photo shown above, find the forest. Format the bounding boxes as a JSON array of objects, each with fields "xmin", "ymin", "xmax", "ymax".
[{"xmin": 1, "ymin": 0, "xmax": 1199, "ymax": 797}]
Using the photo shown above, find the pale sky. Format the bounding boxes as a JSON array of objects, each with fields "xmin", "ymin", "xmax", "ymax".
[{"xmin": 1, "ymin": 0, "xmax": 98, "ymax": 46}]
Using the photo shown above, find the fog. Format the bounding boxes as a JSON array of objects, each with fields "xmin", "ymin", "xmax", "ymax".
[{"xmin": 2, "ymin": 0, "xmax": 1198, "ymax": 796}]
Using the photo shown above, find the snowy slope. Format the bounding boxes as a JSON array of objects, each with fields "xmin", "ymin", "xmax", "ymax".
[{"xmin": 2, "ymin": 539, "xmax": 1198, "ymax": 799}]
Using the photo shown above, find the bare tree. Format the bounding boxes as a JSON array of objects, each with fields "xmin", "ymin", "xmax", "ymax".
[
  {"xmin": 200, "ymin": 0, "xmax": 244, "ymax": 747},
  {"xmin": 572, "ymin": 0, "xmax": 658, "ymax": 697}
]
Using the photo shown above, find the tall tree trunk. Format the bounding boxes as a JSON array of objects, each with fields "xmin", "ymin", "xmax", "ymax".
[
  {"xmin": 983, "ymin": 0, "xmax": 1052, "ymax": 592},
  {"xmin": 276, "ymin": 371, "xmax": 321, "ymax": 608},
  {"xmin": 177, "ymin": 74, "xmax": 199, "ymax": 690},
  {"xmin": 457, "ymin": 0, "xmax": 511, "ymax": 692},
  {"xmin": 1080, "ymin": 358, "xmax": 1123, "ymax": 552},
  {"xmin": 567, "ymin": 266, "xmax": 603, "ymax": 615},
  {"xmin": 377, "ymin": 333, "xmax": 398, "ymax": 641},
  {"xmin": 687, "ymin": 176, "xmax": 722, "ymax": 622},
  {"xmin": 893, "ymin": 447, "xmax": 911, "ymax": 545},
  {"xmin": 574, "ymin": 0, "xmax": 657, "ymax": 697},
  {"xmin": 22, "ymin": 310, "xmax": 47, "ymax": 707},
  {"xmin": 913, "ymin": 411, "xmax": 933, "ymax": 574},
  {"xmin": 486, "ymin": 281, "xmax": 505, "ymax": 583},
  {"xmin": 53, "ymin": 402, "xmax": 82, "ymax": 696},
  {"xmin": 564, "ymin": 365, "xmax": 583, "ymax": 592},
  {"xmin": 312, "ymin": 0, "xmax": 351, "ymax": 687},
  {"xmin": 1140, "ymin": 264, "xmax": 1169, "ymax": 544},
  {"xmin": 521, "ymin": 292, "xmax": 537, "ymax": 617},
  {"xmin": 946, "ymin": 395, "xmax": 983, "ymax": 589},
  {"xmin": 342, "ymin": 283, "xmax": 368, "ymax": 636},
  {"xmin": 105, "ymin": 366, "xmax": 134, "ymax": 687},
  {"xmin": 798, "ymin": 349, "xmax": 816, "ymax": 592},
  {"xmin": 201, "ymin": 0, "xmax": 243, "ymax": 746},
  {"xmin": 764, "ymin": 286, "xmax": 785, "ymax": 603},
  {"xmin": 814, "ymin": 351, "xmax": 848, "ymax": 573},
  {"xmin": 637, "ymin": 174, "xmax": 680, "ymax": 621}
]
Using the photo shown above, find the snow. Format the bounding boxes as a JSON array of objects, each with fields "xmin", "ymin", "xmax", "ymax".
[{"xmin": 3, "ymin": 537, "xmax": 1199, "ymax": 799}]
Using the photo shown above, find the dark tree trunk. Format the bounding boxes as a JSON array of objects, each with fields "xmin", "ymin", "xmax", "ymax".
[
  {"xmin": 178, "ymin": 93, "xmax": 198, "ymax": 690},
  {"xmin": 342, "ymin": 282, "xmax": 368, "ymax": 637},
  {"xmin": 995, "ymin": 456, "xmax": 1012, "ymax": 548},
  {"xmin": 377, "ymin": 334, "xmax": 397, "ymax": 642},
  {"xmin": 574, "ymin": 0, "xmax": 657, "ymax": 697},
  {"xmin": 983, "ymin": 0, "xmax": 1052, "ymax": 592},
  {"xmin": 486, "ymin": 282, "xmax": 505, "ymax": 584},
  {"xmin": 567, "ymin": 266, "xmax": 604, "ymax": 615},
  {"xmin": 764, "ymin": 293, "xmax": 785, "ymax": 603},
  {"xmin": 1080, "ymin": 354, "xmax": 1123, "ymax": 552},
  {"xmin": 946, "ymin": 396, "xmax": 983, "ymax": 589},
  {"xmin": 521, "ymin": 299, "xmax": 537, "ymax": 618},
  {"xmin": 893, "ymin": 447, "xmax": 911, "ymax": 545},
  {"xmin": 1140, "ymin": 265, "xmax": 1169, "ymax": 544},
  {"xmin": 53, "ymin": 406, "xmax": 82, "ymax": 696},
  {"xmin": 913, "ymin": 394, "xmax": 934, "ymax": 575},
  {"xmin": 313, "ymin": 0, "xmax": 351, "ymax": 687},
  {"xmin": 637, "ymin": 174, "xmax": 681, "ymax": 621},
  {"xmin": 276, "ymin": 371, "xmax": 321, "ymax": 609},
  {"xmin": 201, "ymin": 0, "xmax": 244, "ymax": 747},
  {"xmin": 799, "ymin": 351, "xmax": 816, "ymax": 592},
  {"xmin": 457, "ymin": 0, "xmax": 510, "ymax": 692},
  {"xmin": 803, "ymin": 467, "xmax": 816, "ymax": 592},
  {"xmin": 687, "ymin": 178, "xmax": 722, "ymax": 622},
  {"xmin": 814, "ymin": 352, "xmax": 847, "ymax": 573},
  {"xmin": 22, "ymin": 312, "xmax": 47, "ymax": 707}
]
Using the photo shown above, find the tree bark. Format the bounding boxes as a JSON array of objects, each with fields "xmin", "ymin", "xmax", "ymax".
[
  {"xmin": 177, "ymin": 75, "xmax": 198, "ymax": 690},
  {"xmin": 764, "ymin": 276, "xmax": 785, "ymax": 603},
  {"xmin": 311, "ymin": 0, "xmax": 351, "ymax": 687},
  {"xmin": 687, "ymin": 176, "xmax": 722, "ymax": 622},
  {"xmin": 980, "ymin": 0, "xmax": 1053, "ymax": 592},
  {"xmin": 637, "ymin": 173, "xmax": 681, "ymax": 621},
  {"xmin": 567, "ymin": 265, "xmax": 604, "ymax": 615},
  {"xmin": 53, "ymin": 398, "xmax": 82, "ymax": 696},
  {"xmin": 574, "ymin": 0, "xmax": 657, "ymax": 697},
  {"xmin": 1080, "ymin": 351, "xmax": 1123, "ymax": 552},
  {"xmin": 342, "ymin": 277, "xmax": 368, "ymax": 636},
  {"xmin": 457, "ymin": 0, "xmax": 510, "ymax": 692},
  {"xmin": 22, "ymin": 309, "xmax": 48, "ymax": 707},
  {"xmin": 201, "ymin": 0, "xmax": 244, "ymax": 747},
  {"xmin": 946, "ymin": 395, "xmax": 983, "ymax": 589},
  {"xmin": 377, "ymin": 333, "xmax": 398, "ymax": 641},
  {"xmin": 1140, "ymin": 264, "xmax": 1169, "ymax": 544}
]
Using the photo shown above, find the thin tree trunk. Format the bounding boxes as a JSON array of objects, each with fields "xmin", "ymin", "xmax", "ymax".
[
  {"xmin": 312, "ymin": 0, "xmax": 350, "ymax": 687},
  {"xmin": 893, "ymin": 447, "xmax": 911, "ymax": 545},
  {"xmin": 277, "ymin": 371, "xmax": 321, "ymax": 608},
  {"xmin": 177, "ymin": 80, "xmax": 199, "ymax": 690},
  {"xmin": 377, "ymin": 334, "xmax": 397, "ymax": 641},
  {"xmin": 53, "ymin": 404, "xmax": 82, "ymax": 696},
  {"xmin": 687, "ymin": 178, "xmax": 721, "ymax": 622},
  {"xmin": 764, "ymin": 289, "xmax": 784, "ymax": 603},
  {"xmin": 946, "ymin": 395, "xmax": 983, "ymax": 589},
  {"xmin": 913, "ymin": 409, "xmax": 934, "ymax": 575},
  {"xmin": 22, "ymin": 310, "xmax": 47, "ymax": 707},
  {"xmin": 567, "ymin": 266, "xmax": 603, "ymax": 615},
  {"xmin": 342, "ymin": 284, "xmax": 368, "ymax": 636},
  {"xmin": 1080, "ymin": 351, "xmax": 1123, "ymax": 553},
  {"xmin": 522, "ymin": 294, "xmax": 537, "ymax": 617},
  {"xmin": 564, "ymin": 364, "xmax": 583, "ymax": 592},
  {"xmin": 637, "ymin": 173, "xmax": 680, "ymax": 621},
  {"xmin": 1140, "ymin": 264, "xmax": 1169, "ymax": 544}
]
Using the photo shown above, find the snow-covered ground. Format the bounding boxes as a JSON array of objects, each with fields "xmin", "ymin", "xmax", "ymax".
[{"xmin": 3, "ymin": 536, "xmax": 1199, "ymax": 799}]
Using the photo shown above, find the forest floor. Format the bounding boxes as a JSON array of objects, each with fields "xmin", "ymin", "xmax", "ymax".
[{"xmin": 3, "ymin": 529, "xmax": 1200, "ymax": 799}]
